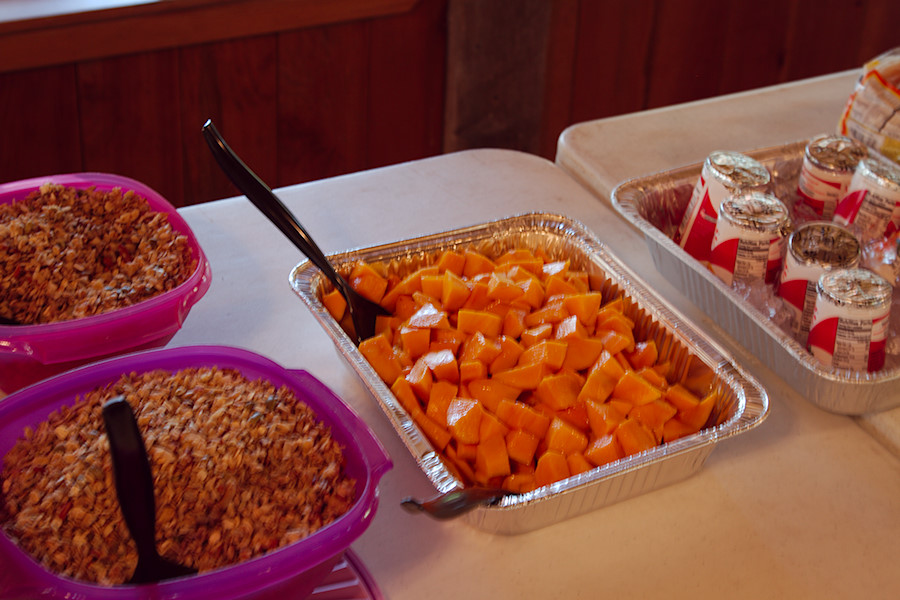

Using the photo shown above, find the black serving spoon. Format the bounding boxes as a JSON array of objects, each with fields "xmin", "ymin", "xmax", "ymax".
[
  {"xmin": 102, "ymin": 396, "xmax": 197, "ymax": 584},
  {"xmin": 400, "ymin": 487, "xmax": 507, "ymax": 520},
  {"xmin": 201, "ymin": 119, "xmax": 387, "ymax": 344}
]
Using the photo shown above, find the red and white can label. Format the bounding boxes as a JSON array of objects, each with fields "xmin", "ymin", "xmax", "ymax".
[
  {"xmin": 796, "ymin": 135, "xmax": 867, "ymax": 219},
  {"xmin": 833, "ymin": 158, "xmax": 900, "ymax": 239},
  {"xmin": 676, "ymin": 151, "xmax": 770, "ymax": 263},
  {"xmin": 709, "ymin": 193, "xmax": 788, "ymax": 286},
  {"xmin": 777, "ymin": 222, "xmax": 860, "ymax": 346},
  {"xmin": 807, "ymin": 269, "xmax": 892, "ymax": 372}
]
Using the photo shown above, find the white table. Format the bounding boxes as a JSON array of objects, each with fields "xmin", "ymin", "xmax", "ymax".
[{"xmin": 167, "ymin": 72, "xmax": 899, "ymax": 599}]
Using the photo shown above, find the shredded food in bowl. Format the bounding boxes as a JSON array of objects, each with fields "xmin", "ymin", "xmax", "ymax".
[
  {"xmin": 0, "ymin": 183, "xmax": 195, "ymax": 325},
  {"xmin": 0, "ymin": 367, "xmax": 356, "ymax": 585}
]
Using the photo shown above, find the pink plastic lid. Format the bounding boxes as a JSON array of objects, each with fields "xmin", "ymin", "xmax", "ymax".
[{"xmin": 0, "ymin": 345, "xmax": 392, "ymax": 600}]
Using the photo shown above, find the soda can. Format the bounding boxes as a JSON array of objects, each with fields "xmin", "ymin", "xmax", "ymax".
[
  {"xmin": 807, "ymin": 268, "xmax": 892, "ymax": 372},
  {"xmin": 833, "ymin": 156, "xmax": 900, "ymax": 240},
  {"xmin": 777, "ymin": 221, "xmax": 861, "ymax": 346},
  {"xmin": 709, "ymin": 192, "xmax": 790, "ymax": 286},
  {"xmin": 676, "ymin": 151, "xmax": 771, "ymax": 263},
  {"xmin": 796, "ymin": 134, "xmax": 868, "ymax": 219}
]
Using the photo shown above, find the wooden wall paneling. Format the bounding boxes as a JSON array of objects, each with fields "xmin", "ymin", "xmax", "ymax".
[
  {"xmin": 276, "ymin": 22, "xmax": 370, "ymax": 186},
  {"xmin": 779, "ymin": 0, "xmax": 869, "ymax": 82},
  {"xmin": 538, "ymin": 0, "xmax": 579, "ymax": 159},
  {"xmin": 856, "ymin": 0, "xmax": 900, "ymax": 65},
  {"xmin": 0, "ymin": 65, "xmax": 82, "ymax": 184},
  {"xmin": 711, "ymin": 0, "xmax": 794, "ymax": 95},
  {"xmin": 76, "ymin": 50, "xmax": 185, "ymax": 205},
  {"xmin": 639, "ymin": 0, "xmax": 729, "ymax": 109},
  {"xmin": 178, "ymin": 35, "xmax": 279, "ymax": 205},
  {"xmin": 569, "ymin": 0, "xmax": 655, "ymax": 124},
  {"xmin": 443, "ymin": 0, "xmax": 553, "ymax": 155},
  {"xmin": 366, "ymin": 0, "xmax": 447, "ymax": 169}
]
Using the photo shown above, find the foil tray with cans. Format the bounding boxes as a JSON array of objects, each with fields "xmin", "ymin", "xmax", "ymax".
[
  {"xmin": 290, "ymin": 213, "xmax": 767, "ymax": 534},
  {"xmin": 611, "ymin": 139, "xmax": 900, "ymax": 415}
]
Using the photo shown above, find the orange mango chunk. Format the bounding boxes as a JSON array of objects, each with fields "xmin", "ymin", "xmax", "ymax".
[
  {"xmin": 426, "ymin": 380, "xmax": 458, "ymax": 427},
  {"xmin": 506, "ymin": 429, "xmax": 540, "ymax": 465},
  {"xmin": 615, "ymin": 418, "xmax": 658, "ymax": 455},
  {"xmin": 495, "ymin": 399, "xmax": 551, "ymax": 438},
  {"xmin": 492, "ymin": 362, "xmax": 545, "ymax": 390},
  {"xmin": 562, "ymin": 292, "xmax": 603, "ymax": 328},
  {"xmin": 463, "ymin": 250, "xmax": 496, "ymax": 278},
  {"xmin": 446, "ymin": 398, "xmax": 484, "ymax": 445},
  {"xmin": 349, "ymin": 262, "xmax": 388, "ymax": 303},
  {"xmin": 535, "ymin": 370, "xmax": 582, "ymax": 411},
  {"xmin": 612, "ymin": 370, "xmax": 663, "ymax": 406},
  {"xmin": 584, "ymin": 434, "xmax": 624, "ymax": 467},
  {"xmin": 457, "ymin": 308, "xmax": 503, "ymax": 338},
  {"xmin": 629, "ymin": 399, "xmax": 677, "ymax": 431},
  {"xmin": 566, "ymin": 452, "xmax": 594, "ymax": 476},
  {"xmin": 534, "ymin": 450, "xmax": 570, "ymax": 488},
  {"xmin": 585, "ymin": 399, "xmax": 626, "ymax": 438},
  {"xmin": 358, "ymin": 334, "xmax": 402, "ymax": 384},
  {"xmin": 544, "ymin": 417, "xmax": 589, "ymax": 455},
  {"xmin": 399, "ymin": 326, "xmax": 430, "ymax": 359},
  {"xmin": 679, "ymin": 392, "xmax": 716, "ymax": 431},
  {"xmin": 322, "ymin": 288, "xmax": 347, "ymax": 322},
  {"xmin": 625, "ymin": 340, "xmax": 659, "ymax": 371},
  {"xmin": 437, "ymin": 249, "xmax": 466, "ymax": 275},
  {"xmin": 518, "ymin": 339, "xmax": 568, "ymax": 370},
  {"xmin": 475, "ymin": 434, "xmax": 511, "ymax": 480},
  {"xmin": 441, "ymin": 270, "xmax": 471, "ymax": 311},
  {"xmin": 407, "ymin": 303, "xmax": 450, "ymax": 329},
  {"xmin": 421, "ymin": 349, "xmax": 459, "ymax": 383},
  {"xmin": 468, "ymin": 379, "xmax": 522, "ymax": 413},
  {"xmin": 414, "ymin": 411, "xmax": 452, "ymax": 451}
]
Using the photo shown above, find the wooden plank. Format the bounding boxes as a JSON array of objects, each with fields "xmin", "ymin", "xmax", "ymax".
[
  {"xmin": 538, "ymin": 0, "xmax": 579, "ymax": 159},
  {"xmin": 367, "ymin": 0, "xmax": 447, "ymax": 167},
  {"xmin": 77, "ymin": 50, "xmax": 185, "ymax": 205},
  {"xmin": 570, "ymin": 0, "xmax": 654, "ymax": 122},
  {"xmin": 178, "ymin": 36, "xmax": 279, "ymax": 205},
  {"xmin": 444, "ymin": 0, "xmax": 552, "ymax": 154},
  {"xmin": 0, "ymin": 65, "xmax": 82, "ymax": 184},
  {"xmin": 0, "ymin": 0, "xmax": 418, "ymax": 73},
  {"xmin": 276, "ymin": 22, "xmax": 370, "ymax": 185}
]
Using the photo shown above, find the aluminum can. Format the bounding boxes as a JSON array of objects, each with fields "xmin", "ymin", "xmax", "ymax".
[
  {"xmin": 676, "ymin": 151, "xmax": 770, "ymax": 263},
  {"xmin": 833, "ymin": 157, "xmax": 900, "ymax": 240},
  {"xmin": 796, "ymin": 134, "xmax": 868, "ymax": 219},
  {"xmin": 807, "ymin": 268, "xmax": 892, "ymax": 372},
  {"xmin": 777, "ymin": 222, "xmax": 861, "ymax": 346},
  {"xmin": 709, "ymin": 192, "xmax": 789, "ymax": 286}
]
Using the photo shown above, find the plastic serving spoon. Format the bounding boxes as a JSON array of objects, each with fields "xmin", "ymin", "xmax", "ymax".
[
  {"xmin": 102, "ymin": 396, "xmax": 197, "ymax": 584},
  {"xmin": 400, "ymin": 487, "xmax": 506, "ymax": 520},
  {"xmin": 201, "ymin": 119, "xmax": 387, "ymax": 344}
]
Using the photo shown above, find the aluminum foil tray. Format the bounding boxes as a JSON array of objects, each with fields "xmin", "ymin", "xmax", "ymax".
[
  {"xmin": 611, "ymin": 140, "xmax": 900, "ymax": 415},
  {"xmin": 291, "ymin": 213, "xmax": 767, "ymax": 534}
]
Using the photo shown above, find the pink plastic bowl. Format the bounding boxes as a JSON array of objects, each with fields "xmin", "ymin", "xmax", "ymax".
[
  {"xmin": 0, "ymin": 345, "xmax": 392, "ymax": 600},
  {"xmin": 0, "ymin": 173, "xmax": 212, "ymax": 394}
]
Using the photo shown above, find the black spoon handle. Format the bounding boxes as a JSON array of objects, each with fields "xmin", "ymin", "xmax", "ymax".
[
  {"xmin": 200, "ymin": 119, "xmax": 354, "ymax": 301},
  {"xmin": 101, "ymin": 396, "xmax": 159, "ymax": 560}
]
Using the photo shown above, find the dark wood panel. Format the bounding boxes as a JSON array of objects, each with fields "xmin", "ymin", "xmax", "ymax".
[
  {"xmin": 539, "ymin": 0, "xmax": 579, "ymax": 158},
  {"xmin": 570, "ymin": 0, "xmax": 654, "ymax": 122},
  {"xmin": 367, "ymin": 0, "xmax": 447, "ymax": 167},
  {"xmin": 0, "ymin": 65, "xmax": 82, "ymax": 183},
  {"xmin": 444, "ymin": 0, "xmax": 552, "ymax": 155},
  {"xmin": 276, "ymin": 22, "xmax": 370, "ymax": 186},
  {"xmin": 178, "ymin": 36, "xmax": 279, "ymax": 205},
  {"xmin": 77, "ymin": 50, "xmax": 185, "ymax": 205}
]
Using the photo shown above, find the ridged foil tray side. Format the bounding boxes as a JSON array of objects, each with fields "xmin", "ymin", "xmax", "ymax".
[
  {"xmin": 290, "ymin": 213, "xmax": 768, "ymax": 534},
  {"xmin": 611, "ymin": 140, "xmax": 900, "ymax": 415}
]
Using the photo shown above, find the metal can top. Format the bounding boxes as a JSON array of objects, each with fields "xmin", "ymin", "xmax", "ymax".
[
  {"xmin": 706, "ymin": 151, "xmax": 771, "ymax": 191},
  {"xmin": 857, "ymin": 156, "xmax": 900, "ymax": 192},
  {"xmin": 817, "ymin": 268, "xmax": 893, "ymax": 309},
  {"xmin": 719, "ymin": 192, "xmax": 789, "ymax": 233},
  {"xmin": 788, "ymin": 221, "xmax": 861, "ymax": 269},
  {"xmin": 805, "ymin": 134, "xmax": 868, "ymax": 174}
]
